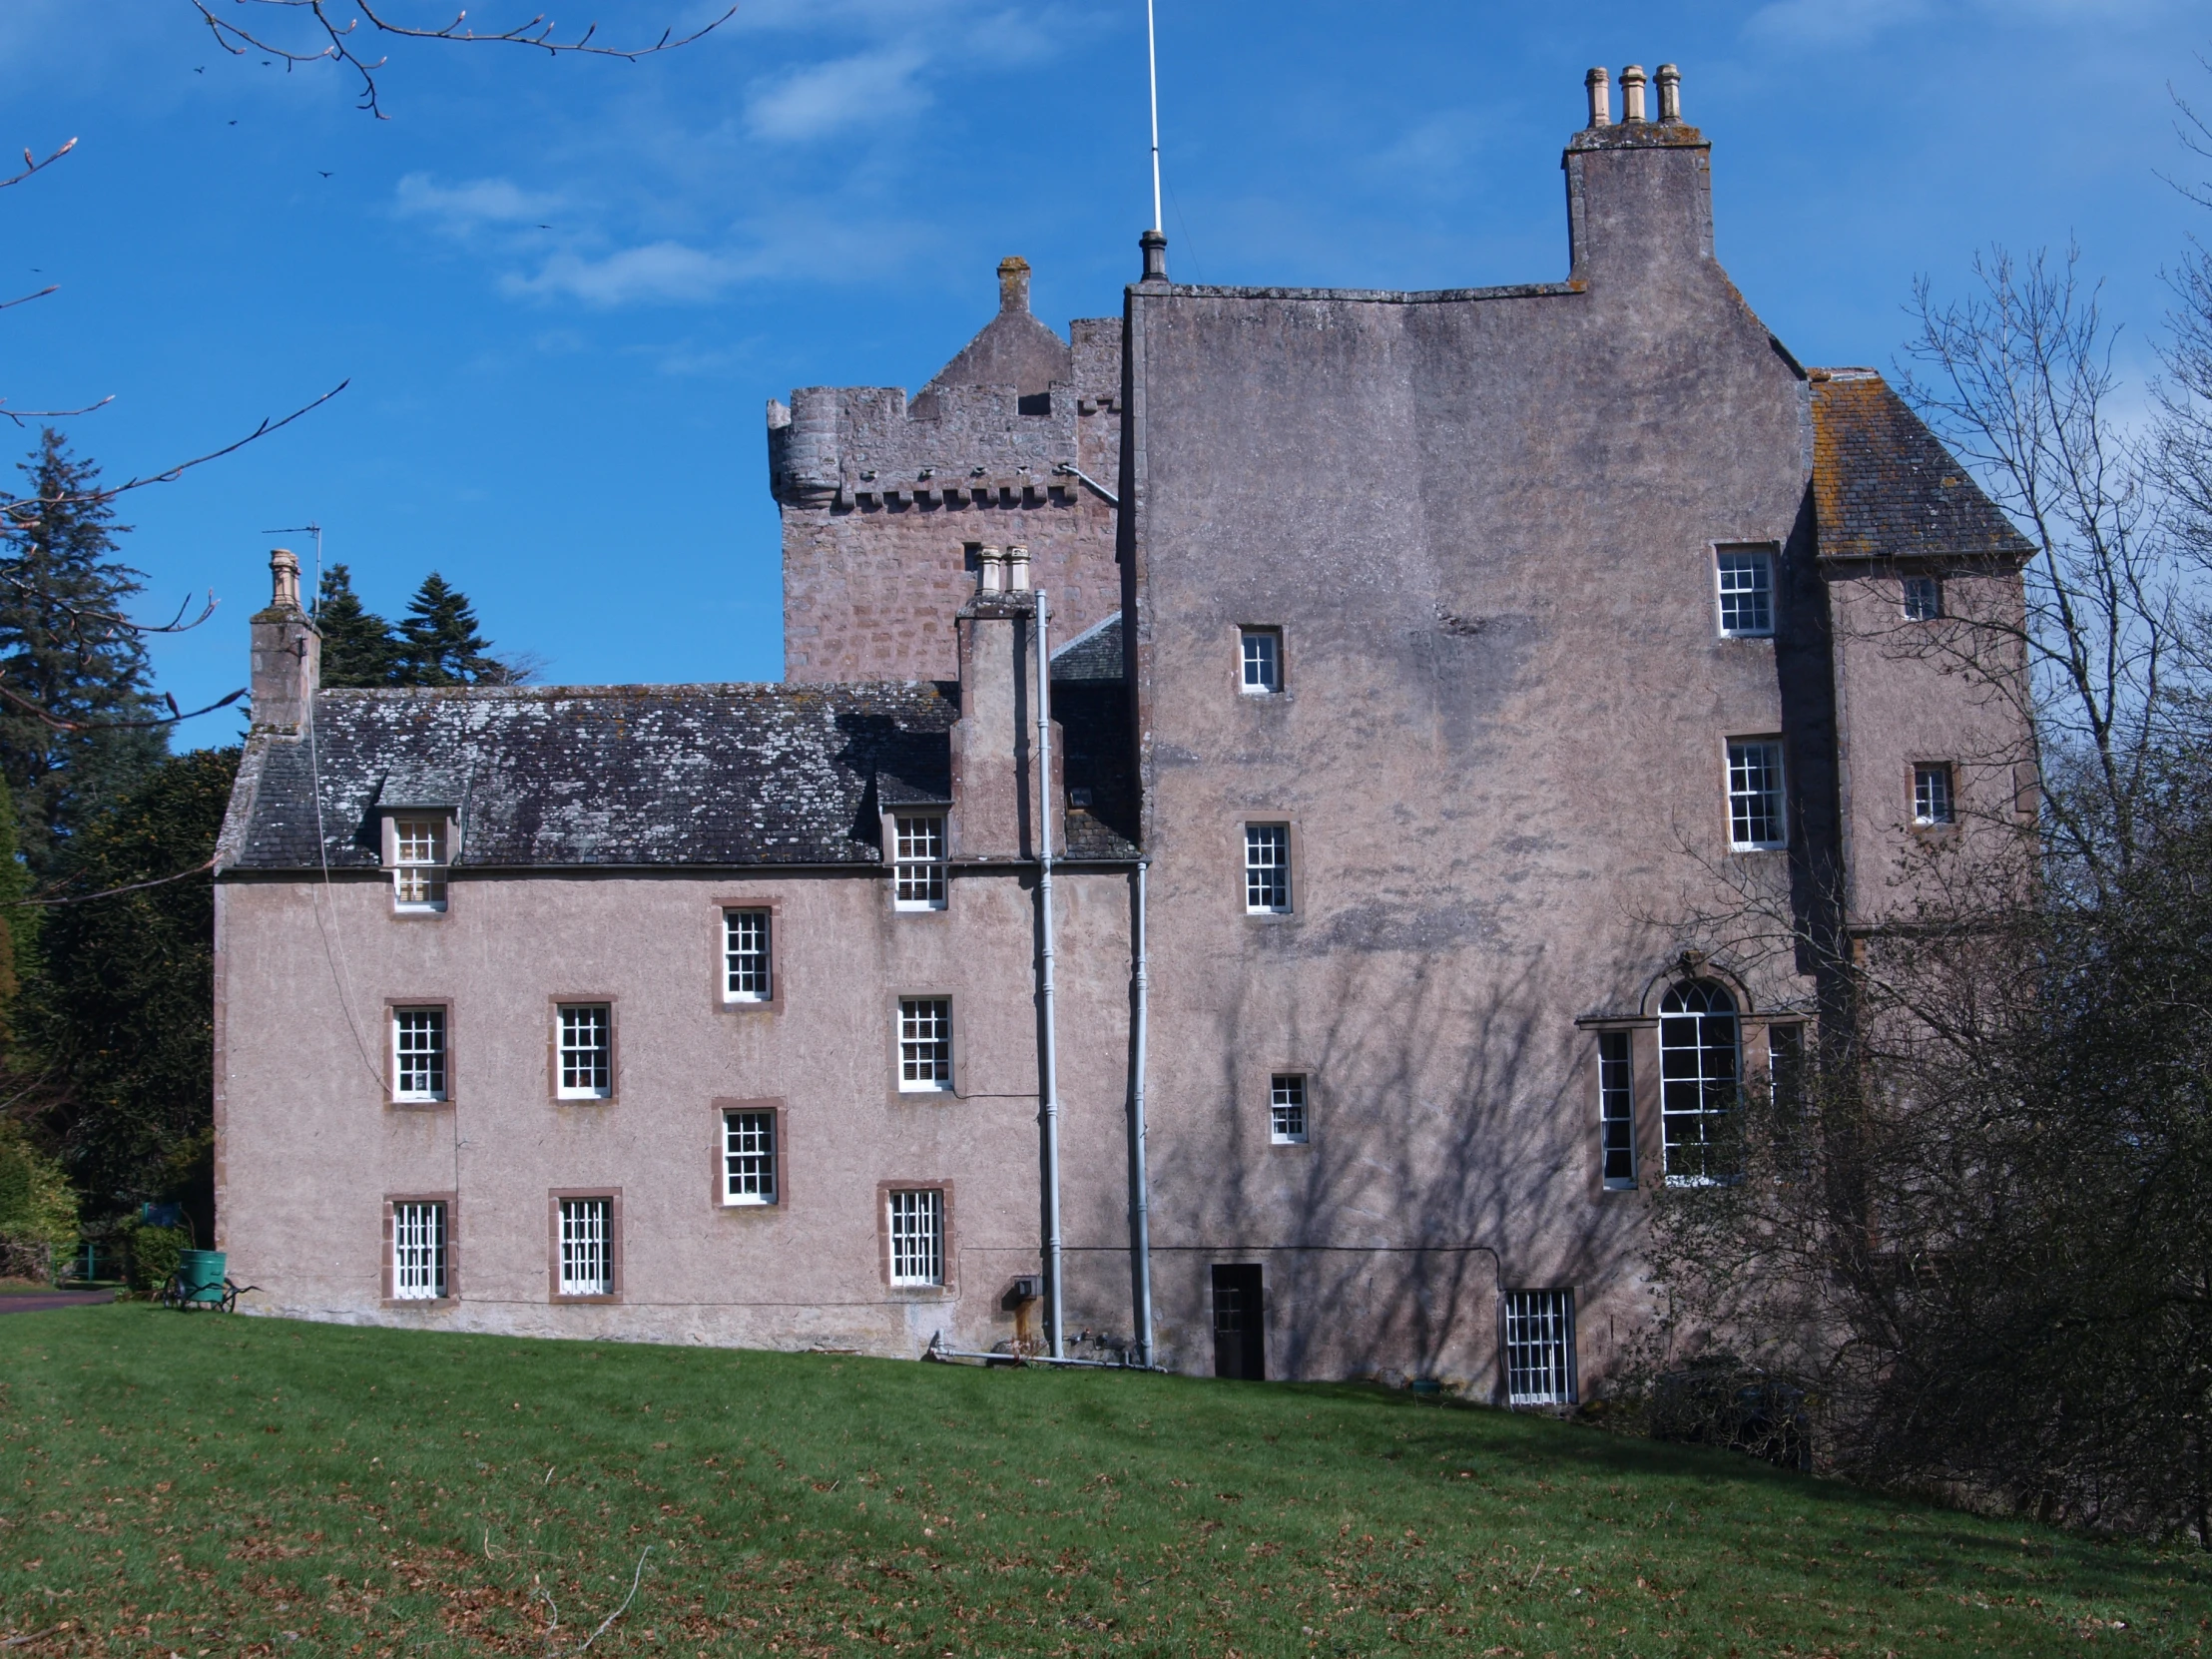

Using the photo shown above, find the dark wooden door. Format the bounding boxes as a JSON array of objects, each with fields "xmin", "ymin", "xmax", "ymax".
[{"xmin": 1211, "ymin": 1264, "xmax": 1266, "ymax": 1380}]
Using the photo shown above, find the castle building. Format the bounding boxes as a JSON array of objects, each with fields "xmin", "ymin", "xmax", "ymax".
[{"xmin": 213, "ymin": 66, "xmax": 2029, "ymax": 1394}]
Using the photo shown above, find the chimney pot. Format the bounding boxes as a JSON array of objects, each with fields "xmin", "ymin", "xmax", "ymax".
[
  {"xmin": 978, "ymin": 545, "xmax": 1004, "ymax": 594},
  {"xmin": 1584, "ymin": 66, "xmax": 1612, "ymax": 128},
  {"xmin": 270, "ymin": 547, "xmax": 302, "ymax": 612},
  {"xmin": 1656, "ymin": 63, "xmax": 1681, "ymax": 123},
  {"xmin": 1006, "ymin": 544, "xmax": 1031, "ymax": 591},
  {"xmin": 997, "ymin": 256, "xmax": 1031, "ymax": 314},
  {"xmin": 1139, "ymin": 229, "xmax": 1168, "ymax": 283},
  {"xmin": 1620, "ymin": 64, "xmax": 1647, "ymax": 123}
]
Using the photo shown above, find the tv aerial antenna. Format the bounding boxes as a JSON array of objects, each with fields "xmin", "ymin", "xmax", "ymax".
[
  {"xmin": 1146, "ymin": 0, "xmax": 1162, "ymax": 235},
  {"xmin": 262, "ymin": 522, "xmax": 323, "ymax": 613}
]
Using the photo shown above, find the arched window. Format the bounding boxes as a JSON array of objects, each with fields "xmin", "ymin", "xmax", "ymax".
[{"xmin": 1659, "ymin": 980, "xmax": 1740, "ymax": 1183}]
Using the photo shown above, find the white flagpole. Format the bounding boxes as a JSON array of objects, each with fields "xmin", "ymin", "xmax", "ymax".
[{"xmin": 1147, "ymin": 0, "xmax": 1163, "ymax": 235}]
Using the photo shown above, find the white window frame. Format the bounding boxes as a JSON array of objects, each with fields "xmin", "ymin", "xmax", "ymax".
[
  {"xmin": 556, "ymin": 1004, "xmax": 612, "ymax": 1100},
  {"xmin": 723, "ymin": 908, "xmax": 773, "ymax": 1003},
  {"xmin": 391, "ymin": 1007, "xmax": 447, "ymax": 1103},
  {"xmin": 1913, "ymin": 763, "xmax": 1955, "ymax": 827},
  {"xmin": 897, "ymin": 997, "xmax": 953, "ymax": 1093},
  {"xmin": 1597, "ymin": 1029, "xmax": 1636, "ymax": 1190},
  {"xmin": 557, "ymin": 1197, "xmax": 614, "ymax": 1297},
  {"xmin": 1902, "ymin": 575, "xmax": 1942, "ymax": 622},
  {"xmin": 1714, "ymin": 548, "xmax": 1775, "ymax": 638},
  {"xmin": 1240, "ymin": 627, "xmax": 1284, "ymax": 695},
  {"xmin": 391, "ymin": 1200, "xmax": 447, "ymax": 1301},
  {"xmin": 892, "ymin": 814, "xmax": 948, "ymax": 911},
  {"xmin": 1660, "ymin": 980, "xmax": 1741, "ymax": 1185},
  {"xmin": 1503, "ymin": 1289, "xmax": 1576, "ymax": 1406},
  {"xmin": 1244, "ymin": 824, "xmax": 1292, "ymax": 914},
  {"xmin": 887, "ymin": 1188, "xmax": 945, "ymax": 1287},
  {"xmin": 1726, "ymin": 739, "xmax": 1788, "ymax": 851},
  {"xmin": 722, "ymin": 1110, "xmax": 778, "ymax": 1207},
  {"xmin": 388, "ymin": 817, "xmax": 450, "ymax": 912},
  {"xmin": 1268, "ymin": 1073, "xmax": 1309, "ymax": 1145}
]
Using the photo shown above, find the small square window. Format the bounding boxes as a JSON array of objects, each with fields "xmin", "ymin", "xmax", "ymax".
[
  {"xmin": 1715, "ymin": 550, "xmax": 1775, "ymax": 638},
  {"xmin": 887, "ymin": 1188, "xmax": 945, "ymax": 1286},
  {"xmin": 893, "ymin": 815, "xmax": 947, "ymax": 911},
  {"xmin": 1913, "ymin": 763, "xmax": 1955, "ymax": 827},
  {"xmin": 392, "ymin": 1008, "xmax": 446, "ymax": 1102},
  {"xmin": 898, "ymin": 997, "xmax": 952, "ymax": 1093},
  {"xmin": 1903, "ymin": 576, "xmax": 1942, "ymax": 622},
  {"xmin": 724, "ymin": 908, "xmax": 773, "ymax": 1002},
  {"xmin": 722, "ymin": 1110, "xmax": 778, "ymax": 1206},
  {"xmin": 1597, "ymin": 1030, "xmax": 1636, "ymax": 1189},
  {"xmin": 391, "ymin": 1200, "xmax": 447, "ymax": 1300},
  {"xmin": 556, "ymin": 1004, "xmax": 612, "ymax": 1099},
  {"xmin": 1269, "ymin": 1074, "xmax": 1309, "ymax": 1144},
  {"xmin": 557, "ymin": 1197, "xmax": 614, "ymax": 1297},
  {"xmin": 1240, "ymin": 628, "xmax": 1283, "ymax": 694},
  {"xmin": 1244, "ymin": 824, "xmax": 1292, "ymax": 913},
  {"xmin": 1726, "ymin": 740, "xmax": 1787, "ymax": 850},
  {"xmin": 390, "ymin": 818, "xmax": 448, "ymax": 911},
  {"xmin": 1503, "ymin": 1289, "xmax": 1576, "ymax": 1405}
]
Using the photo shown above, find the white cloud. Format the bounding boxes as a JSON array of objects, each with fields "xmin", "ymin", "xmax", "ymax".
[
  {"xmin": 503, "ymin": 242, "xmax": 740, "ymax": 305},
  {"xmin": 394, "ymin": 174, "xmax": 564, "ymax": 235},
  {"xmin": 744, "ymin": 46, "xmax": 931, "ymax": 143}
]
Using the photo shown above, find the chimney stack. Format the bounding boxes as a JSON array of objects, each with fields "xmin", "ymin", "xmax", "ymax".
[
  {"xmin": 1619, "ymin": 64, "xmax": 1647, "ymax": 123},
  {"xmin": 1585, "ymin": 67, "xmax": 1611, "ymax": 129},
  {"xmin": 949, "ymin": 588, "xmax": 1061, "ymax": 862},
  {"xmin": 997, "ymin": 256, "xmax": 1032, "ymax": 315},
  {"xmin": 1656, "ymin": 63, "xmax": 1682, "ymax": 123},
  {"xmin": 249, "ymin": 547, "xmax": 320, "ymax": 734}
]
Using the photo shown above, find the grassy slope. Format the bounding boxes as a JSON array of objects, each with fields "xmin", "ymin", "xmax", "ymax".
[{"xmin": 0, "ymin": 1308, "xmax": 2205, "ymax": 1657}]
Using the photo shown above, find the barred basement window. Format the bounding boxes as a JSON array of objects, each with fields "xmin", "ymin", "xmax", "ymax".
[
  {"xmin": 887, "ymin": 1189, "xmax": 944, "ymax": 1286},
  {"xmin": 1240, "ymin": 627, "xmax": 1283, "ymax": 694},
  {"xmin": 893, "ymin": 815, "xmax": 947, "ymax": 911},
  {"xmin": 722, "ymin": 1110, "xmax": 778, "ymax": 1206},
  {"xmin": 1715, "ymin": 549, "xmax": 1775, "ymax": 638},
  {"xmin": 1727, "ymin": 740, "xmax": 1788, "ymax": 850},
  {"xmin": 392, "ymin": 1008, "xmax": 446, "ymax": 1103},
  {"xmin": 1269, "ymin": 1073, "xmax": 1309, "ymax": 1145},
  {"xmin": 1660, "ymin": 980, "xmax": 1741, "ymax": 1184},
  {"xmin": 390, "ymin": 818, "xmax": 448, "ymax": 911},
  {"xmin": 1598, "ymin": 1030, "xmax": 1636, "ymax": 1189},
  {"xmin": 391, "ymin": 1201, "xmax": 447, "ymax": 1301},
  {"xmin": 558, "ymin": 1198, "xmax": 613, "ymax": 1297},
  {"xmin": 1245, "ymin": 824, "xmax": 1292, "ymax": 913},
  {"xmin": 1913, "ymin": 763, "xmax": 1955, "ymax": 827},
  {"xmin": 1503, "ymin": 1289, "xmax": 1576, "ymax": 1406},
  {"xmin": 724, "ymin": 909, "xmax": 773, "ymax": 1002},
  {"xmin": 898, "ymin": 998, "xmax": 952, "ymax": 1093},
  {"xmin": 1903, "ymin": 575, "xmax": 1943, "ymax": 621},
  {"xmin": 556, "ymin": 1004, "xmax": 612, "ymax": 1099}
]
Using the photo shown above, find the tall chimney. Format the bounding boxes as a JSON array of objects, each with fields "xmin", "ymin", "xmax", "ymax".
[
  {"xmin": 1585, "ymin": 67, "xmax": 1611, "ymax": 129},
  {"xmin": 1656, "ymin": 63, "xmax": 1682, "ymax": 123},
  {"xmin": 1620, "ymin": 64, "xmax": 1647, "ymax": 123},
  {"xmin": 250, "ymin": 547, "xmax": 320, "ymax": 734},
  {"xmin": 998, "ymin": 256, "xmax": 1032, "ymax": 315},
  {"xmin": 949, "ymin": 590, "xmax": 1061, "ymax": 862}
]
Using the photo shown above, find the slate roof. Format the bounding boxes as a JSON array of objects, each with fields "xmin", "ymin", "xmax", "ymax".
[
  {"xmin": 1050, "ymin": 612, "xmax": 1124, "ymax": 683},
  {"xmin": 1811, "ymin": 370, "xmax": 2034, "ymax": 562},
  {"xmin": 221, "ymin": 680, "xmax": 1138, "ymax": 873}
]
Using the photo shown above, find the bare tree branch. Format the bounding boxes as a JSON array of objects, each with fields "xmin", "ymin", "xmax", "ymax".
[
  {"xmin": 0, "ymin": 138, "xmax": 75, "ymax": 194},
  {"xmin": 188, "ymin": 0, "xmax": 736, "ymax": 117}
]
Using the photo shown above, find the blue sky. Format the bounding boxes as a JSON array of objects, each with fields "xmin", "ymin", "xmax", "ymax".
[{"xmin": 2, "ymin": 0, "xmax": 2206, "ymax": 730}]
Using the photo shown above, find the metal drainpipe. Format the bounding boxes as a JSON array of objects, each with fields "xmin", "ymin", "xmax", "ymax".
[
  {"xmin": 1129, "ymin": 856, "xmax": 1154, "ymax": 1368},
  {"xmin": 1035, "ymin": 591, "xmax": 1064, "ymax": 1360}
]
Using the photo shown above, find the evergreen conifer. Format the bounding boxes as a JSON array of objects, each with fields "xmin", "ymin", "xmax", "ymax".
[
  {"xmin": 312, "ymin": 563, "xmax": 399, "ymax": 688},
  {"xmin": 393, "ymin": 572, "xmax": 515, "ymax": 686},
  {"xmin": 0, "ymin": 432, "xmax": 166, "ymax": 878}
]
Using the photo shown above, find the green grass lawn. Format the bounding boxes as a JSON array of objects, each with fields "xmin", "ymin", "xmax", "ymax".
[{"xmin": 1, "ymin": 1307, "xmax": 2205, "ymax": 1656}]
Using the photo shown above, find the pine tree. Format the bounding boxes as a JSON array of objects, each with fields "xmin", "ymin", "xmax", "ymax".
[
  {"xmin": 392, "ymin": 573, "xmax": 515, "ymax": 686},
  {"xmin": 312, "ymin": 563, "xmax": 399, "ymax": 688},
  {"xmin": 0, "ymin": 432, "xmax": 166, "ymax": 879}
]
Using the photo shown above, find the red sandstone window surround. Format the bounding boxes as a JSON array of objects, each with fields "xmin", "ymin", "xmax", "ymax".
[
  {"xmin": 554, "ymin": 1002, "xmax": 614, "ymax": 1101},
  {"xmin": 549, "ymin": 1191, "xmax": 621, "ymax": 1302},
  {"xmin": 383, "ymin": 1193, "xmax": 456, "ymax": 1303},
  {"xmin": 896, "ymin": 997, "xmax": 953, "ymax": 1093},
  {"xmin": 388, "ymin": 1003, "xmax": 450, "ymax": 1104}
]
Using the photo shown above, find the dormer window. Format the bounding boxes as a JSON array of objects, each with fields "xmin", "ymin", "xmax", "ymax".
[{"xmin": 389, "ymin": 818, "xmax": 449, "ymax": 912}]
